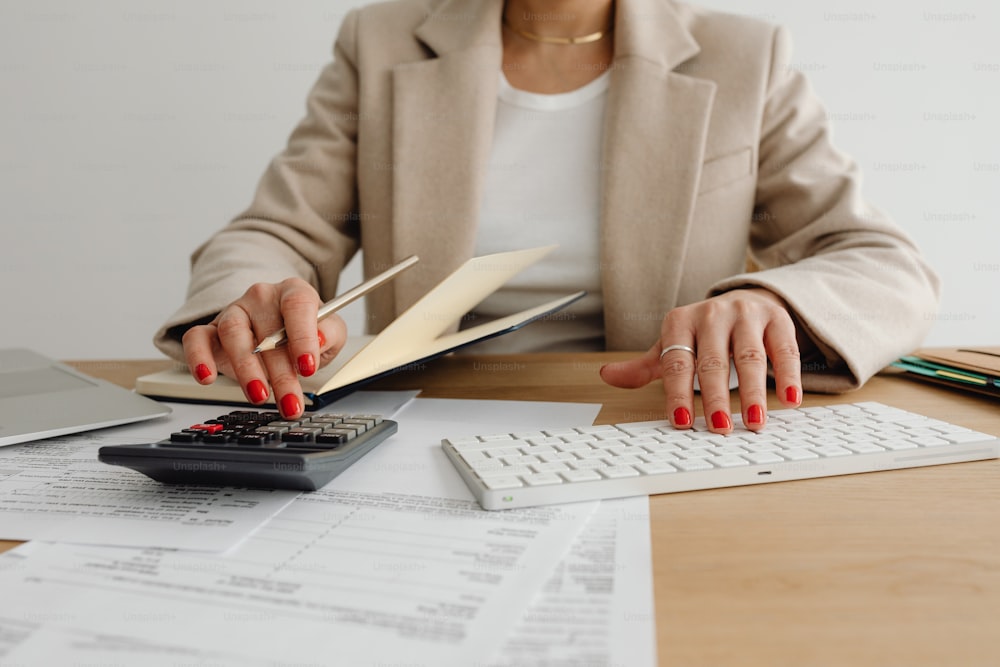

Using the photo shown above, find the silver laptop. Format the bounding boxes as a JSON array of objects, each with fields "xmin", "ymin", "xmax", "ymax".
[{"xmin": 0, "ymin": 348, "xmax": 171, "ymax": 446}]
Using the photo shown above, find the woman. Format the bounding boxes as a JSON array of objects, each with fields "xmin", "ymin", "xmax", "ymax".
[{"xmin": 155, "ymin": 0, "xmax": 939, "ymax": 433}]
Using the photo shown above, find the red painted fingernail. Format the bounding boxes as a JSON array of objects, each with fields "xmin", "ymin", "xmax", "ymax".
[
  {"xmin": 297, "ymin": 354, "xmax": 316, "ymax": 377},
  {"xmin": 673, "ymin": 407, "xmax": 692, "ymax": 427},
  {"xmin": 747, "ymin": 404, "xmax": 764, "ymax": 425},
  {"xmin": 195, "ymin": 364, "xmax": 212, "ymax": 382},
  {"xmin": 247, "ymin": 379, "xmax": 268, "ymax": 404},
  {"xmin": 785, "ymin": 386, "xmax": 801, "ymax": 405},
  {"xmin": 318, "ymin": 330, "xmax": 326, "ymax": 348},
  {"xmin": 711, "ymin": 411, "xmax": 732, "ymax": 430},
  {"xmin": 280, "ymin": 393, "xmax": 301, "ymax": 418}
]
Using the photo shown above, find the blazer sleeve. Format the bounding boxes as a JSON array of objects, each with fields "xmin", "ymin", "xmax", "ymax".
[
  {"xmin": 153, "ymin": 10, "xmax": 364, "ymax": 362},
  {"xmin": 709, "ymin": 25, "xmax": 941, "ymax": 393}
]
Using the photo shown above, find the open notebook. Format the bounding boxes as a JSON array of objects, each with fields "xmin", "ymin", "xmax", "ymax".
[{"xmin": 137, "ymin": 246, "xmax": 584, "ymax": 408}]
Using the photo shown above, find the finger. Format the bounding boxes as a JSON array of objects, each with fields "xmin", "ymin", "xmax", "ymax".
[
  {"xmin": 694, "ymin": 325, "xmax": 735, "ymax": 435},
  {"xmin": 237, "ymin": 284, "xmax": 304, "ymax": 419},
  {"xmin": 599, "ymin": 345, "xmax": 661, "ymax": 389},
  {"xmin": 731, "ymin": 314, "xmax": 769, "ymax": 432},
  {"xmin": 763, "ymin": 312, "xmax": 802, "ymax": 407},
  {"xmin": 182, "ymin": 324, "xmax": 219, "ymax": 384},
  {"xmin": 317, "ymin": 315, "xmax": 348, "ymax": 368},
  {"xmin": 215, "ymin": 304, "xmax": 270, "ymax": 405},
  {"xmin": 277, "ymin": 279, "xmax": 322, "ymax": 378},
  {"xmin": 259, "ymin": 347, "xmax": 306, "ymax": 419},
  {"xmin": 657, "ymin": 310, "xmax": 698, "ymax": 430}
]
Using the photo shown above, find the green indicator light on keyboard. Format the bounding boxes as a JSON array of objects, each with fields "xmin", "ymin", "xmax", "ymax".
[{"xmin": 503, "ymin": 496, "xmax": 514, "ymax": 502}]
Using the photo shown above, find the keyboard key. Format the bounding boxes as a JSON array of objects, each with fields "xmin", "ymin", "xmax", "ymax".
[
  {"xmin": 780, "ymin": 448, "xmax": 820, "ymax": 461},
  {"xmin": 714, "ymin": 454, "xmax": 751, "ymax": 467},
  {"xmin": 478, "ymin": 465, "xmax": 533, "ymax": 478},
  {"xmin": 811, "ymin": 445, "xmax": 853, "ymax": 457},
  {"xmin": 469, "ymin": 460, "xmax": 505, "ymax": 473},
  {"xmin": 561, "ymin": 469, "xmax": 603, "ymax": 483},
  {"xmin": 909, "ymin": 436, "xmax": 951, "ymax": 448},
  {"xmin": 635, "ymin": 462, "xmax": 677, "ymax": 475},
  {"xmin": 522, "ymin": 473, "xmax": 563, "ymax": 486},
  {"xmin": 531, "ymin": 462, "xmax": 571, "ymax": 473},
  {"xmin": 481, "ymin": 476, "xmax": 523, "ymax": 490},
  {"xmin": 843, "ymin": 442, "xmax": 886, "ymax": 454},
  {"xmin": 673, "ymin": 459, "xmax": 714, "ymax": 472},
  {"xmin": 569, "ymin": 459, "xmax": 606, "ymax": 470},
  {"xmin": 941, "ymin": 431, "xmax": 994, "ymax": 443},
  {"xmin": 743, "ymin": 452, "xmax": 785, "ymax": 465},
  {"xmin": 601, "ymin": 465, "xmax": 640, "ymax": 479}
]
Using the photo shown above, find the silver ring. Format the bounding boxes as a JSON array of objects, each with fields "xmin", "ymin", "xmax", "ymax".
[{"xmin": 660, "ymin": 344, "xmax": 696, "ymax": 361}]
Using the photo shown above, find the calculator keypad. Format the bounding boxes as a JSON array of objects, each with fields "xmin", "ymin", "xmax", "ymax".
[{"xmin": 167, "ymin": 411, "xmax": 383, "ymax": 450}]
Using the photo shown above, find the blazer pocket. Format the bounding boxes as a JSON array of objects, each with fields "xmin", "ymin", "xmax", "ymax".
[{"xmin": 698, "ymin": 147, "xmax": 753, "ymax": 194}]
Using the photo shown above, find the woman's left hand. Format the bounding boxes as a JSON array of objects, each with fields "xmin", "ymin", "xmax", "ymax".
[{"xmin": 599, "ymin": 288, "xmax": 802, "ymax": 434}]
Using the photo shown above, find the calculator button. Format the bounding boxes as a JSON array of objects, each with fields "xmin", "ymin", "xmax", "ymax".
[
  {"xmin": 323, "ymin": 427, "xmax": 357, "ymax": 441},
  {"xmin": 282, "ymin": 430, "xmax": 317, "ymax": 443},
  {"xmin": 342, "ymin": 418, "xmax": 375, "ymax": 431},
  {"xmin": 316, "ymin": 433, "xmax": 347, "ymax": 446},
  {"xmin": 190, "ymin": 424, "xmax": 223, "ymax": 434},
  {"xmin": 311, "ymin": 415, "xmax": 343, "ymax": 424},
  {"xmin": 169, "ymin": 432, "xmax": 201, "ymax": 443}
]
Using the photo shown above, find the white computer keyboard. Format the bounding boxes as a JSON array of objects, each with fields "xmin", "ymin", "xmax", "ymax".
[{"xmin": 441, "ymin": 402, "xmax": 1000, "ymax": 510}]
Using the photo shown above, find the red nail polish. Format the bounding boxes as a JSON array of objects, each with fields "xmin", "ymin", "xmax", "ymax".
[
  {"xmin": 673, "ymin": 407, "xmax": 692, "ymax": 427},
  {"xmin": 195, "ymin": 364, "xmax": 212, "ymax": 382},
  {"xmin": 711, "ymin": 411, "xmax": 732, "ymax": 430},
  {"xmin": 298, "ymin": 354, "xmax": 316, "ymax": 377},
  {"xmin": 280, "ymin": 394, "xmax": 301, "ymax": 418},
  {"xmin": 785, "ymin": 386, "xmax": 801, "ymax": 405},
  {"xmin": 747, "ymin": 404, "xmax": 764, "ymax": 425},
  {"xmin": 247, "ymin": 379, "xmax": 268, "ymax": 404},
  {"xmin": 318, "ymin": 330, "xmax": 326, "ymax": 348}
]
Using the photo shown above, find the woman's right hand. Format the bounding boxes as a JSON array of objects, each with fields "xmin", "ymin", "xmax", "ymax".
[{"xmin": 181, "ymin": 278, "xmax": 348, "ymax": 419}]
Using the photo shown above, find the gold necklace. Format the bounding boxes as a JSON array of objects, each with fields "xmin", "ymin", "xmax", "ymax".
[{"xmin": 502, "ymin": 15, "xmax": 612, "ymax": 45}]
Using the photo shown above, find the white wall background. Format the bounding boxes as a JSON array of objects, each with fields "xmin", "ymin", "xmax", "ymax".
[{"xmin": 1, "ymin": 0, "xmax": 997, "ymax": 359}]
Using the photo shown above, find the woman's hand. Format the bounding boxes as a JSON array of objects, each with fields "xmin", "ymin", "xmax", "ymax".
[
  {"xmin": 181, "ymin": 278, "xmax": 348, "ymax": 419},
  {"xmin": 599, "ymin": 288, "xmax": 802, "ymax": 434}
]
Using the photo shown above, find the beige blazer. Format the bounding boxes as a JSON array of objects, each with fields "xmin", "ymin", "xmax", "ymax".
[{"xmin": 155, "ymin": 0, "xmax": 940, "ymax": 393}]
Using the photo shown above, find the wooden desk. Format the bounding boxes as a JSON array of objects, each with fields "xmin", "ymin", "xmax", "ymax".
[{"xmin": 5, "ymin": 354, "xmax": 999, "ymax": 666}]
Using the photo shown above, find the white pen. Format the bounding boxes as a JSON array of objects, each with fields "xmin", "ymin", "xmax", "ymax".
[{"xmin": 253, "ymin": 255, "xmax": 419, "ymax": 354}]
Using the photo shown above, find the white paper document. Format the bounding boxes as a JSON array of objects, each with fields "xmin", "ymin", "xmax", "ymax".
[
  {"xmin": 0, "ymin": 489, "xmax": 595, "ymax": 666},
  {"xmin": 492, "ymin": 496, "xmax": 657, "ymax": 666}
]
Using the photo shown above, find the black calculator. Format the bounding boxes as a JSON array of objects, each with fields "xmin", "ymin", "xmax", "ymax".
[{"xmin": 98, "ymin": 410, "xmax": 398, "ymax": 491}]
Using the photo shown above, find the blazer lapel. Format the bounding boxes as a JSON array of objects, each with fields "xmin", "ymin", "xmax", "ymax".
[
  {"xmin": 391, "ymin": 0, "xmax": 504, "ymax": 313},
  {"xmin": 601, "ymin": 0, "xmax": 717, "ymax": 349}
]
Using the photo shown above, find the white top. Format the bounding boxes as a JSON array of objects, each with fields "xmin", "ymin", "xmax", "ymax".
[{"xmin": 471, "ymin": 70, "xmax": 610, "ymax": 352}]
